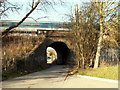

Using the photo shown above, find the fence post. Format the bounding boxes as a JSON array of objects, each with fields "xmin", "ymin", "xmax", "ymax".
[{"xmin": 4, "ymin": 48, "xmax": 7, "ymax": 71}]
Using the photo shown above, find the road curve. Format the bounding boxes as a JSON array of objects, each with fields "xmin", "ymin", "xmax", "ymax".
[{"xmin": 2, "ymin": 65, "xmax": 118, "ymax": 88}]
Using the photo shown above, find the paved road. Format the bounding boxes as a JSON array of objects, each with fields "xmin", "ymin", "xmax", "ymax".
[{"xmin": 2, "ymin": 65, "xmax": 118, "ymax": 88}]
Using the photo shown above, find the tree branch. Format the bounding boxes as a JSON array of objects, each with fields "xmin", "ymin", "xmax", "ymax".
[{"xmin": 2, "ymin": 0, "xmax": 40, "ymax": 38}]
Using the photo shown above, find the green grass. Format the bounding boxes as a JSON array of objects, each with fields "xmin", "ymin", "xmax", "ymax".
[{"xmin": 78, "ymin": 65, "xmax": 118, "ymax": 80}]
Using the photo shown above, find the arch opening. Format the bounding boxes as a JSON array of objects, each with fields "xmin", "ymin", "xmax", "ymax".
[
  {"xmin": 46, "ymin": 42, "xmax": 70, "ymax": 65},
  {"xmin": 46, "ymin": 47, "xmax": 57, "ymax": 64}
]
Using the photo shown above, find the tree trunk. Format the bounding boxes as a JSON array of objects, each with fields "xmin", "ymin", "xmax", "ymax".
[{"xmin": 94, "ymin": 2, "xmax": 104, "ymax": 68}]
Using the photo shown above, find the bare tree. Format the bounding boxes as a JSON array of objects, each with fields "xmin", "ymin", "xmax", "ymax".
[
  {"xmin": 1, "ymin": 0, "xmax": 64, "ymax": 38},
  {"xmin": 94, "ymin": 0, "xmax": 119, "ymax": 68},
  {"xmin": 73, "ymin": 3, "xmax": 99, "ymax": 68},
  {"xmin": 2, "ymin": 0, "xmax": 40, "ymax": 37},
  {"xmin": 64, "ymin": 3, "xmax": 99, "ymax": 79},
  {"xmin": 0, "ymin": 0, "xmax": 21, "ymax": 18},
  {"xmin": 94, "ymin": 2, "xmax": 104, "ymax": 68},
  {"xmin": 65, "ymin": 0, "xmax": 119, "ymax": 70}
]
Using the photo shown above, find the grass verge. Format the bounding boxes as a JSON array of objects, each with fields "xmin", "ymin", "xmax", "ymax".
[{"xmin": 78, "ymin": 65, "xmax": 118, "ymax": 80}]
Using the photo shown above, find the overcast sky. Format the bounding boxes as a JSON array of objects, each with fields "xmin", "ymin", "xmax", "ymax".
[{"xmin": 2, "ymin": 0, "xmax": 87, "ymax": 22}]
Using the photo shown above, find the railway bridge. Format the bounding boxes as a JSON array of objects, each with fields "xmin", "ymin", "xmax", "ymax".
[
  {"xmin": 9, "ymin": 28, "xmax": 76, "ymax": 67},
  {"xmin": 31, "ymin": 28, "xmax": 76, "ymax": 65}
]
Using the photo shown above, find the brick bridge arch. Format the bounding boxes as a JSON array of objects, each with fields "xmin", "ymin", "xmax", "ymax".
[
  {"xmin": 7, "ymin": 30, "xmax": 76, "ymax": 71},
  {"xmin": 34, "ymin": 30, "xmax": 76, "ymax": 65}
]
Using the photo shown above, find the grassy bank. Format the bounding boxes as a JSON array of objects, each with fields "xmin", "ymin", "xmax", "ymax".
[{"xmin": 78, "ymin": 65, "xmax": 118, "ymax": 80}]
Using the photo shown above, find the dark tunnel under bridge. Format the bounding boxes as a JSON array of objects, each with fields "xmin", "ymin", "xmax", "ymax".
[
  {"xmin": 35, "ymin": 37, "xmax": 75, "ymax": 66},
  {"xmin": 47, "ymin": 41, "xmax": 70, "ymax": 65}
]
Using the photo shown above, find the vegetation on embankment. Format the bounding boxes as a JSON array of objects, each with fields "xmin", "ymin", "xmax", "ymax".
[
  {"xmin": 78, "ymin": 65, "xmax": 118, "ymax": 80},
  {"xmin": 2, "ymin": 35, "xmax": 48, "ymax": 81}
]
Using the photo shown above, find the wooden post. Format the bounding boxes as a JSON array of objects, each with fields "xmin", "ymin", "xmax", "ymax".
[{"xmin": 4, "ymin": 48, "xmax": 7, "ymax": 71}]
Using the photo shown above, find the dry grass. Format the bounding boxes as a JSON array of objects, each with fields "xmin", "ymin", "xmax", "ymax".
[
  {"xmin": 2, "ymin": 36, "xmax": 40, "ymax": 59},
  {"xmin": 2, "ymin": 35, "xmax": 44, "ymax": 71},
  {"xmin": 2, "ymin": 35, "xmax": 46, "ymax": 80}
]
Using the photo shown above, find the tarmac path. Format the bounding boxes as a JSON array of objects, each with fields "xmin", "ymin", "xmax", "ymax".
[{"xmin": 2, "ymin": 65, "xmax": 118, "ymax": 88}]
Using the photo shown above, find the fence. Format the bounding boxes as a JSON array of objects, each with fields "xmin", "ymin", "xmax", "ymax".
[{"xmin": 100, "ymin": 47, "xmax": 120, "ymax": 65}]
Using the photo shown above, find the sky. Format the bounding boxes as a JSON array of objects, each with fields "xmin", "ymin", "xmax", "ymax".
[
  {"xmin": 2, "ymin": 0, "xmax": 118, "ymax": 22},
  {"xmin": 1, "ymin": 0, "xmax": 87, "ymax": 22}
]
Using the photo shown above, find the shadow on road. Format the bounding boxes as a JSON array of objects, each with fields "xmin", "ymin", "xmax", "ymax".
[{"xmin": 3, "ymin": 65, "xmax": 70, "ymax": 82}]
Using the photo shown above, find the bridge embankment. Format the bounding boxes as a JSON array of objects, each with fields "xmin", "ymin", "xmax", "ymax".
[
  {"xmin": 2, "ymin": 29, "xmax": 75, "ymax": 80},
  {"xmin": 2, "ymin": 35, "xmax": 46, "ymax": 80}
]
